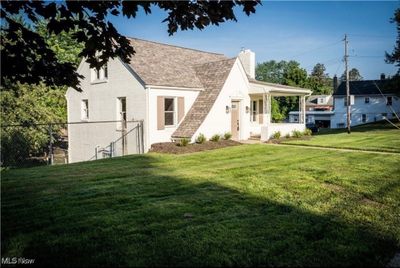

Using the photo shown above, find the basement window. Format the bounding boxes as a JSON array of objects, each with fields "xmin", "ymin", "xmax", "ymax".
[{"xmin": 362, "ymin": 114, "xmax": 367, "ymax": 123}]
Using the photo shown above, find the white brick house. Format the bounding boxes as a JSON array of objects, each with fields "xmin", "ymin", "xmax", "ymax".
[{"xmin": 66, "ymin": 38, "xmax": 311, "ymax": 163}]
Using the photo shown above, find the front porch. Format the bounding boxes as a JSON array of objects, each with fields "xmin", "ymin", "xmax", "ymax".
[{"xmin": 248, "ymin": 79, "xmax": 311, "ymax": 141}]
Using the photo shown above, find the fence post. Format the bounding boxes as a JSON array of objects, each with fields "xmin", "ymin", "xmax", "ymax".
[
  {"xmin": 141, "ymin": 120, "xmax": 144, "ymax": 154},
  {"xmin": 48, "ymin": 124, "xmax": 54, "ymax": 165},
  {"xmin": 95, "ymin": 146, "xmax": 98, "ymax": 160}
]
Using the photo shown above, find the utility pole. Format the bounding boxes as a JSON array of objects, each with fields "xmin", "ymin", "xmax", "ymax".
[{"xmin": 344, "ymin": 34, "xmax": 351, "ymax": 134}]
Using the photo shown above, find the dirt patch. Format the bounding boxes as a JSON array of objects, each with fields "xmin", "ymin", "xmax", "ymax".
[{"xmin": 149, "ymin": 140, "xmax": 241, "ymax": 154}]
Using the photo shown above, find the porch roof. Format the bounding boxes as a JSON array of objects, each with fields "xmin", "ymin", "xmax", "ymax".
[{"xmin": 248, "ymin": 78, "xmax": 312, "ymax": 96}]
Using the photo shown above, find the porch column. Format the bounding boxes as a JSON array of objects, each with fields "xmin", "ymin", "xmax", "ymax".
[
  {"xmin": 299, "ymin": 95, "xmax": 306, "ymax": 123},
  {"xmin": 263, "ymin": 93, "xmax": 271, "ymax": 125}
]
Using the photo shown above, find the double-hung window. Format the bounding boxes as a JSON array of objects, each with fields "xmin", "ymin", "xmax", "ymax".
[
  {"xmin": 81, "ymin": 99, "xmax": 89, "ymax": 120},
  {"xmin": 91, "ymin": 63, "xmax": 108, "ymax": 82},
  {"xmin": 164, "ymin": 98, "xmax": 176, "ymax": 126},
  {"xmin": 250, "ymin": 100, "xmax": 257, "ymax": 122}
]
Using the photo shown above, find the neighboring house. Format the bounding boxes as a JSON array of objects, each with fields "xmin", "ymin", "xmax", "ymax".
[
  {"xmin": 330, "ymin": 78, "xmax": 400, "ymax": 128},
  {"xmin": 289, "ymin": 95, "xmax": 334, "ymax": 127},
  {"xmin": 66, "ymin": 37, "xmax": 311, "ymax": 163}
]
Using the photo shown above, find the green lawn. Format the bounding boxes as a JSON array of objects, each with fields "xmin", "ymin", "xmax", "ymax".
[
  {"xmin": 281, "ymin": 121, "xmax": 400, "ymax": 153},
  {"xmin": 2, "ymin": 144, "xmax": 400, "ymax": 267}
]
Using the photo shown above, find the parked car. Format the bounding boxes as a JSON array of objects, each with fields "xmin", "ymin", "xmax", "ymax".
[{"xmin": 306, "ymin": 123, "xmax": 319, "ymax": 133}]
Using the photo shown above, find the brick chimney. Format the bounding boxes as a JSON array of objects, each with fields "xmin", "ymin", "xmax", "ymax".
[
  {"xmin": 333, "ymin": 75, "xmax": 338, "ymax": 91},
  {"xmin": 380, "ymin": 73, "xmax": 386, "ymax": 80},
  {"xmin": 238, "ymin": 49, "xmax": 255, "ymax": 79}
]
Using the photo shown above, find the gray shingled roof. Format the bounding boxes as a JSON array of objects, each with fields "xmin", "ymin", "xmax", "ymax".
[
  {"xmin": 127, "ymin": 37, "xmax": 228, "ymax": 88},
  {"xmin": 334, "ymin": 80, "xmax": 394, "ymax": 96},
  {"xmin": 172, "ymin": 58, "xmax": 236, "ymax": 139}
]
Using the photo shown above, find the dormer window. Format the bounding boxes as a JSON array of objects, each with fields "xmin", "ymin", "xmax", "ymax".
[{"xmin": 91, "ymin": 64, "xmax": 108, "ymax": 83}]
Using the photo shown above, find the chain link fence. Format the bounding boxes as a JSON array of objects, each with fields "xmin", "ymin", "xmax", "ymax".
[{"xmin": 1, "ymin": 120, "xmax": 144, "ymax": 168}]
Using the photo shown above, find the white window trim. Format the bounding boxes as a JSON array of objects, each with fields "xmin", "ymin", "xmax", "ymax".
[
  {"xmin": 164, "ymin": 97, "xmax": 177, "ymax": 128},
  {"xmin": 250, "ymin": 99, "xmax": 258, "ymax": 123},
  {"xmin": 90, "ymin": 64, "xmax": 109, "ymax": 84},
  {"xmin": 81, "ymin": 99, "xmax": 89, "ymax": 121}
]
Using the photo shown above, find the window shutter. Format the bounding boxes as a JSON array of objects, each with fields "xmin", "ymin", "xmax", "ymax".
[
  {"xmin": 157, "ymin": 96, "xmax": 165, "ymax": 130},
  {"xmin": 258, "ymin": 100, "xmax": 263, "ymax": 124},
  {"xmin": 178, "ymin": 97, "xmax": 185, "ymax": 123}
]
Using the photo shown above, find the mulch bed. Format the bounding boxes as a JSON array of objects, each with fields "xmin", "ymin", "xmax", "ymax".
[{"xmin": 149, "ymin": 140, "xmax": 241, "ymax": 154}]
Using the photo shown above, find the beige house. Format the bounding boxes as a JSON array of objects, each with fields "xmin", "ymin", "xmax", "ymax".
[{"xmin": 66, "ymin": 38, "xmax": 311, "ymax": 163}]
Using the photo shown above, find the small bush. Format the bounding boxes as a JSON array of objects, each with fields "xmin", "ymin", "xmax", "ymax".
[
  {"xmin": 272, "ymin": 131, "xmax": 281, "ymax": 140},
  {"xmin": 223, "ymin": 132, "xmax": 232, "ymax": 140},
  {"xmin": 210, "ymin": 134, "xmax": 221, "ymax": 142},
  {"xmin": 292, "ymin": 130, "xmax": 303, "ymax": 138},
  {"xmin": 304, "ymin": 128, "xmax": 312, "ymax": 136},
  {"xmin": 177, "ymin": 138, "xmax": 190, "ymax": 147},
  {"xmin": 196, "ymin": 133, "xmax": 206, "ymax": 144},
  {"xmin": 285, "ymin": 133, "xmax": 291, "ymax": 139}
]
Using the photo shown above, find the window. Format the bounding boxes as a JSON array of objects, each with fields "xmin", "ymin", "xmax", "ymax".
[
  {"xmin": 365, "ymin": 97, "xmax": 370, "ymax": 104},
  {"xmin": 362, "ymin": 114, "xmax": 367, "ymax": 123},
  {"xmin": 117, "ymin": 97, "xmax": 127, "ymax": 130},
  {"xmin": 81, "ymin": 99, "xmax": 89, "ymax": 120},
  {"xmin": 164, "ymin": 98, "xmax": 175, "ymax": 126},
  {"xmin": 344, "ymin": 95, "xmax": 354, "ymax": 106},
  {"xmin": 251, "ymin": 100, "xmax": 257, "ymax": 122},
  {"xmin": 91, "ymin": 64, "xmax": 108, "ymax": 82},
  {"xmin": 387, "ymin": 96, "xmax": 393, "ymax": 106}
]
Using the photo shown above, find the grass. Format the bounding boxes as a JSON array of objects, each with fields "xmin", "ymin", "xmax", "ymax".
[
  {"xmin": 1, "ymin": 144, "xmax": 400, "ymax": 267},
  {"xmin": 281, "ymin": 121, "xmax": 400, "ymax": 153}
]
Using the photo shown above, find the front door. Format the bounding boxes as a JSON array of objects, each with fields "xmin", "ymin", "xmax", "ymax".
[{"xmin": 231, "ymin": 101, "xmax": 240, "ymax": 140}]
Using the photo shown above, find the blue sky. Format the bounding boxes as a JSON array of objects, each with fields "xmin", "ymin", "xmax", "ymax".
[{"xmin": 110, "ymin": 1, "xmax": 398, "ymax": 80}]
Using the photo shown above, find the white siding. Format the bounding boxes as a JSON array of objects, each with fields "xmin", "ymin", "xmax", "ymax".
[
  {"xmin": 66, "ymin": 58, "xmax": 146, "ymax": 163},
  {"xmin": 331, "ymin": 95, "xmax": 400, "ymax": 128}
]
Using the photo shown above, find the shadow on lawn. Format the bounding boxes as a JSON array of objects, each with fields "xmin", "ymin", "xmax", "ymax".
[{"xmin": 1, "ymin": 154, "xmax": 397, "ymax": 267}]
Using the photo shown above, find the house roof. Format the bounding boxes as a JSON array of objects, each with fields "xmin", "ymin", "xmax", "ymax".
[
  {"xmin": 172, "ymin": 58, "xmax": 237, "ymax": 138},
  {"xmin": 333, "ymin": 80, "xmax": 394, "ymax": 96},
  {"xmin": 127, "ymin": 37, "xmax": 228, "ymax": 88},
  {"xmin": 306, "ymin": 95, "xmax": 333, "ymax": 106}
]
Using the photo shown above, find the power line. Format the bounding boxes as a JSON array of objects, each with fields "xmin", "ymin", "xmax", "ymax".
[{"xmin": 288, "ymin": 40, "xmax": 342, "ymax": 59}]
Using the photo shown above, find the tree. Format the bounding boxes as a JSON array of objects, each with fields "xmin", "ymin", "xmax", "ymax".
[
  {"xmin": 1, "ymin": 1, "xmax": 260, "ymax": 90},
  {"xmin": 256, "ymin": 60, "xmax": 307, "ymax": 121},
  {"xmin": 308, "ymin": 63, "xmax": 333, "ymax": 94},
  {"xmin": 386, "ymin": 8, "xmax": 400, "ymax": 69},
  {"xmin": 340, "ymin": 68, "xmax": 363, "ymax": 81},
  {"xmin": 1, "ymin": 19, "xmax": 84, "ymax": 166},
  {"xmin": 385, "ymin": 8, "xmax": 400, "ymax": 95}
]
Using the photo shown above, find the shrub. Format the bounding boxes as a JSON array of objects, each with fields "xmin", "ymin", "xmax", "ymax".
[
  {"xmin": 210, "ymin": 134, "xmax": 221, "ymax": 142},
  {"xmin": 223, "ymin": 132, "xmax": 232, "ymax": 140},
  {"xmin": 177, "ymin": 138, "xmax": 189, "ymax": 147},
  {"xmin": 304, "ymin": 128, "xmax": 312, "ymax": 136},
  {"xmin": 285, "ymin": 133, "xmax": 291, "ymax": 139},
  {"xmin": 292, "ymin": 130, "xmax": 303, "ymax": 138},
  {"xmin": 195, "ymin": 133, "xmax": 206, "ymax": 144},
  {"xmin": 272, "ymin": 131, "xmax": 281, "ymax": 140}
]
